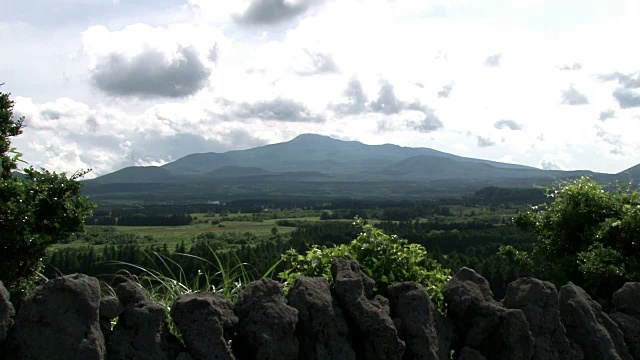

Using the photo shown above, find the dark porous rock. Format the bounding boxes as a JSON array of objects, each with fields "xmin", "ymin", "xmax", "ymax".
[
  {"xmin": 331, "ymin": 258, "xmax": 406, "ymax": 360},
  {"xmin": 99, "ymin": 296, "xmax": 123, "ymax": 320},
  {"xmin": 458, "ymin": 346, "xmax": 487, "ymax": 360},
  {"xmin": 612, "ymin": 282, "xmax": 640, "ymax": 317},
  {"xmin": 287, "ymin": 276, "xmax": 355, "ymax": 360},
  {"xmin": 610, "ymin": 312, "xmax": 640, "ymax": 359},
  {"xmin": 0, "ymin": 281, "xmax": 15, "ymax": 345},
  {"xmin": 111, "ymin": 275, "xmax": 148, "ymax": 305},
  {"xmin": 610, "ymin": 282, "xmax": 640, "ymax": 359},
  {"xmin": 107, "ymin": 278, "xmax": 182, "ymax": 360},
  {"xmin": 443, "ymin": 268, "xmax": 534, "ymax": 360},
  {"xmin": 13, "ymin": 274, "xmax": 105, "ymax": 360},
  {"xmin": 386, "ymin": 281, "xmax": 445, "ymax": 360},
  {"xmin": 503, "ymin": 278, "xmax": 582, "ymax": 360},
  {"xmin": 559, "ymin": 282, "xmax": 633, "ymax": 360},
  {"xmin": 177, "ymin": 352, "xmax": 195, "ymax": 360},
  {"xmin": 233, "ymin": 279, "xmax": 298, "ymax": 360},
  {"xmin": 171, "ymin": 292, "xmax": 238, "ymax": 360}
]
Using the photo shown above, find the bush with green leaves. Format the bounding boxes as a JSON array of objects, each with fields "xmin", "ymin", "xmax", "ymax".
[
  {"xmin": 505, "ymin": 177, "xmax": 640, "ymax": 300},
  {"xmin": 0, "ymin": 85, "xmax": 94, "ymax": 293},
  {"xmin": 279, "ymin": 217, "xmax": 451, "ymax": 312}
]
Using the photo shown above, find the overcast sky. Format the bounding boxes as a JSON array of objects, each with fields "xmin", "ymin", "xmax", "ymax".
[{"xmin": 2, "ymin": 0, "xmax": 640, "ymax": 177}]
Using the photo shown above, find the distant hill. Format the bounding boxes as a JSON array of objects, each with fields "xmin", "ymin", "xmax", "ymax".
[
  {"xmin": 206, "ymin": 166, "xmax": 271, "ymax": 178},
  {"xmin": 160, "ymin": 134, "xmax": 536, "ymax": 176},
  {"xmin": 91, "ymin": 166, "xmax": 176, "ymax": 184},
  {"xmin": 83, "ymin": 133, "xmax": 633, "ymax": 203},
  {"xmin": 619, "ymin": 163, "xmax": 640, "ymax": 179}
]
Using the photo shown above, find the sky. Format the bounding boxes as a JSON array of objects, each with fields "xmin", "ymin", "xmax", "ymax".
[{"xmin": 2, "ymin": 0, "xmax": 640, "ymax": 178}]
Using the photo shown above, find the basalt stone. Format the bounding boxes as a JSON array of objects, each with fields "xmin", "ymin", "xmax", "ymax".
[
  {"xmin": 612, "ymin": 282, "xmax": 640, "ymax": 318},
  {"xmin": 107, "ymin": 278, "xmax": 182, "ymax": 360},
  {"xmin": 331, "ymin": 258, "xmax": 405, "ymax": 360},
  {"xmin": 99, "ymin": 296, "xmax": 123, "ymax": 320},
  {"xmin": 287, "ymin": 276, "xmax": 355, "ymax": 360},
  {"xmin": 0, "ymin": 281, "xmax": 14, "ymax": 345},
  {"xmin": 12, "ymin": 274, "xmax": 105, "ymax": 360},
  {"xmin": 610, "ymin": 312, "xmax": 640, "ymax": 360},
  {"xmin": 503, "ymin": 278, "xmax": 582, "ymax": 360},
  {"xmin": 559, "ymin": 282, "xmax": 632, "ymax": 360},
  {"xmin": 443, "ymin": 268, "xmax": 534, "ymax": 360},
  {"xmin": 387, "ymin": 281, "xmax": 448, "ymax": 360},
  {"xmin": 171, "ymin": 292, "xmax": 237, "ymax": 360},
  {"xmin": 233, "ymin": 279, "xmax": 298, "ymax": 360},
  {"xmin": 458, "ymin": 347, "xmax": 487, "ymax": 360}
]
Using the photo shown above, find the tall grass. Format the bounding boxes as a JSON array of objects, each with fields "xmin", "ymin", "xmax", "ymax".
[
  {"xmin": 104, "ymin": 244, "xmax": 281, "ymax": 309},
  {"xmin": 101, "ymin": 244, "xmax": 281, "ymax": 340}
]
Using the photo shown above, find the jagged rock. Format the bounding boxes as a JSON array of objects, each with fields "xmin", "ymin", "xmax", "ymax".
[
  {"xmin": 107, "ymin": 278, "xmax": 182, "ymax": 360},
  {"xmin": 233, "ymin": 279, "xmax": 298, "ymax": 360},
  {"xmin": 98, "ymin": 296, "xmax": 122, "ymax": 340},
  {"xmin": 0, "ymin": 281, "xmax": 14, "ymax": 345},
  {"xmin": 558, "ymin": 282, "xmax": 633, "ymax": 360},
  {"xmin": 12, "ymin": 274, "xmax": 105, "ymax": 360},
  {"xmin": 610, "ymin": 312, "xmax": 640, "ymax": 360},
  {"xmin": 287, "ymin": 276, "xmax": 355, "ymax": 360},
  {"xmin": 443, "ymin": 268, "xmax": 534, "ymax": 360},
  {"xmin": 171, "ymin": 293, "xmax": 237, "ymax": 360},
  {"xmin": 612, "ymin": 282, "xmax": 640, "ymax": 317},
  {"xmin": 436, "ymin": 315, "xmax": 457, "ymax": 359},
  {"xmin": 458, "ymin": 346, "xmax": 487, "ymax": 360},
  {"xmin": 610, "ymin": 284, "xmax": 640, "ymax": 360},
  {"xmin": 99, "ymin": 296, "xmax": 123, "ymax": 320},
  {"xmin": 177, "ymin": 352, "xmax": 195, "ymax": 360},
  {"xmin": 331, "ymin": 258, "xmax": 406, "ymax": 360},
  {"xmin": 387, "ymin": 281, "xmax": 449, "ymax": 360},
  {"xmin": 503, "ymin": 278, "xmax": 583, "ymax": 360}
]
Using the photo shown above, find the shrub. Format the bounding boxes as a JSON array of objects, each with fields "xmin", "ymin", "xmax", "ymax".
[{"xmin": 279, "ymin": 217, "xmax": 451, "ymax": 313}]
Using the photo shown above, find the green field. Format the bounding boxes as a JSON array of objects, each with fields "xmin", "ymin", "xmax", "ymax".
[{"xmin": 49, "ymin": 214, "xmax": 327, "ymax": 252}]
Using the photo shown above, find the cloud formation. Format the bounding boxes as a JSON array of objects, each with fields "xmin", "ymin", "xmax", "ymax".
[
  {"xmin": 370, "ymin": 81, "xmax": 403, "ymax": 115},
  {"xmin": 477, "ymin": 136, "xmax": 496, "ymax": 147},
  {"xmin": 559, "ymin": 63, "xmax": 582, "ymax": 71},
  {"xmin": 612, "ymin": 88, "xmax": 640, "ymax": 109},
  {"xmin": 599, "ymin": 109, "xmax": 616, "ymax": 121},
  {"xmin": 91, "ymin": 46, "xmax": 210, "ymax": 98},
  {"xmin": 539, "ymin": 159, "xmax": 562, "ymax": 170},
  {"xmin": 484, "ymin": 53, "xmax": 502, "ymax": 67},
  {"xmin": 437, "ymin": 83, "xmax": 454, "ymax": 98},
  {"xmin": 235, "ymin": 0, "xmax": 321, "ymax": 25},
  {"xmin": 83, "ymin": 24, "xmax": 219, "ymax": 98},
  {"xmin": 410, "ymin": 110, "xmax": 444, "ymax": 133},
  {"xmin": 331, "ymin": 78, "xmax": 368, "ymax": 115},
  {"xmin": 494, "ymin": 119, "xmax": 523, "ymax": 130},
  {"xmin": 294, "ymin": 50, "xmax": 340, "ymax": 76},
  {"xmin": 561, "ymin": 86, "xmax": 589, "ymax": 105},
  {"xmin": 234, "ymin": 98, "xmax": 325, "ymax": 122},
  {"xmin": 596, "ymin": 129, "xmax": 624, "ymax": 155}
]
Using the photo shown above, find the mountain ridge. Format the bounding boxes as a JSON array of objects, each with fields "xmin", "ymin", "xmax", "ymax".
[{"xmin": 82, "ymin": 133, "xmax": 637, "ymax": 203}]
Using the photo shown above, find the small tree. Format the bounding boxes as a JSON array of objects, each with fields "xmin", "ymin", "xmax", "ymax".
[
  {"xmin": 0, "ymin": 84, "xmax": 94, "ymax": 292},
  {"xmin": 506, "ymin": 177, "xmax": 640, "ymax": 300}
]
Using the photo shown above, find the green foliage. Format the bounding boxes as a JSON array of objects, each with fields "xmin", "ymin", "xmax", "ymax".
[
  {"xmin": 0, "ymin": 85, "xmax": 94, "ymax": 292},
  {"xmin": 279, "ymin": 217, "xmax": 451, "ymax": 313},
  {"xmin": 509, "ymin": 177, "xmax": 640, "ymax": 299}
]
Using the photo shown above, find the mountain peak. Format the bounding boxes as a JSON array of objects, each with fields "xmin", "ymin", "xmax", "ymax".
[{"xmin": 289, "ymin": 133, "xmax": 341, "ymax": 143}]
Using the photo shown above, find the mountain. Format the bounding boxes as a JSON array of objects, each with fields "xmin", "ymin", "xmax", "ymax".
[
  {"xmin": 619, "ymin": 163, "xmax": 640, "ymax": 179},
  {"xmin": 205, "ymin": 166, "xmax": 271, "ymax": 178},
  {"xmin": 91, "ymin": 166, "xmax": 176, "ymax": 184},
  {"xmin": 83, "ymin": 134, "xmax": 629, "ymax": 203},
  {"xmin": 160, "ymin": 134, "xmax": 536, "ymax": 176}
]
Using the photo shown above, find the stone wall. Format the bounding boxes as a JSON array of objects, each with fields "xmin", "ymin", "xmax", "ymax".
[{"xmin": 1, "ymin": 258, "xmax": 639, "ymax": 360}]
